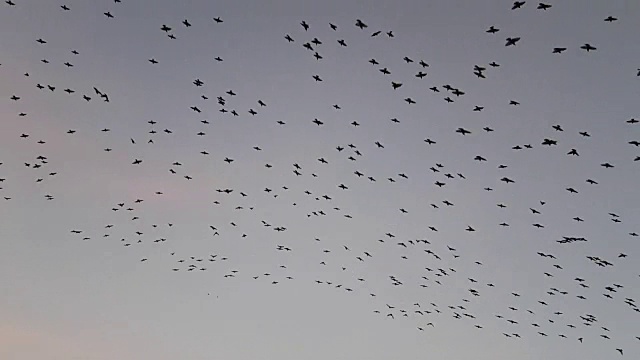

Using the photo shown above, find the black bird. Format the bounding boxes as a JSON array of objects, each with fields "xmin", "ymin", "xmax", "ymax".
[
  {"xmin": 302, "ymin": 43, "xmax": 313, "ymax": 51},
  {"xmin": 580, "ymin": 43, "xmax": 596, "ymax": 52},
  {"xmin": 505, "ymin": 37, "xmax": 521, "ymax": 46},
  {"xmin": 355, "ymin": 19, "xmax": 368, "ymax": 29},
  {"xmin": 512, "ymin": 1, "xmax": 526, "ymax": 10}
]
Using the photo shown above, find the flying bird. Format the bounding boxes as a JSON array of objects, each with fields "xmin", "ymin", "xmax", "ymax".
[{"xmin": 505, "ymin": 37, "xmax": 521, "ymax": 46}]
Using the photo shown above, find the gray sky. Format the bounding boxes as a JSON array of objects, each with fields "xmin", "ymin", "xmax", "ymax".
[{"xmin": 1, "ymin": 1, "xmax": 639, "ymax": 359}]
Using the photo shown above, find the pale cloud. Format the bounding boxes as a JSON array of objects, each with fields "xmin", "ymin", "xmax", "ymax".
[
  {"xmin": 0, "ymin": 323, "xmax": 151, "ymax": 360},
  {"xmin": 0, "ymin": 323, "xmax": 85, "ymax": 360}
]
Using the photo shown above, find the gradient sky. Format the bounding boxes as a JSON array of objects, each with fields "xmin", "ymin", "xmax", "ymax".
[{"xmin": 1, "ymin": 1, "xmax": 639, "ymax": 359}]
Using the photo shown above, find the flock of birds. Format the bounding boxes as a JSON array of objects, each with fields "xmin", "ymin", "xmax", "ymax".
[{"xmin": 2, "ymin": 1, "xmax": 639, "ymax": 358}]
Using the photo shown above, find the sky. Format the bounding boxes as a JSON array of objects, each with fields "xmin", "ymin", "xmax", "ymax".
[{"xmin": 1, "ymin": 0, "xmax": 639, "ymax": 359}]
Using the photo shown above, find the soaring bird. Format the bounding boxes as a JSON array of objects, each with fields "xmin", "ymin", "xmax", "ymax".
[
  {"xmin": 512, "ymin": 1, "xmax": 525, "ymax": 10},
  {"xmin": 581, "ymin": 43, "xmax": 597, "ymax": 52},
  {"xmin": 505, "ymin": 37, "xmax": 521, "ymax": 46}
]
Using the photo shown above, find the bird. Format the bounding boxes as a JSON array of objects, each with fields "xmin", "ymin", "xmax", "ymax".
[
  {"xmin": 581, "ymin": 43, "xmax": 597, "ymax": 52},
  {"xmin": 512, "ymin": 2, "xmax": 526, "ymax": 10},
  {"xmin": 537, "ymin": 3, "xmax": 552, "ymax": 10},
  {"xmin": 505, "ymin": 37, "xmax": 521, "ymax": 46}
]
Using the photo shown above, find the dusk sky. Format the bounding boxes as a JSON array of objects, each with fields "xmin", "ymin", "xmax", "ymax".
[{"xmin": 1, "ymin": 1, "xmax": 639, "ymax": 359}]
